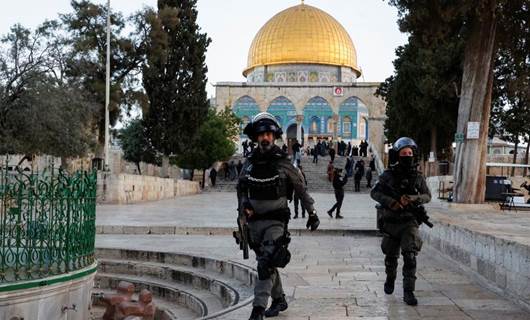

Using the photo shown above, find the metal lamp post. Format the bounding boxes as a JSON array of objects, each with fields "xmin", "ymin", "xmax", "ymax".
[{"xmin": 104, "ymin": 0, "xmax": 111, "ymax": 171}]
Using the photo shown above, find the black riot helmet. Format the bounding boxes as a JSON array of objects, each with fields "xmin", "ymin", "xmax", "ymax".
[
  {"xmin": 243, "ymin": 112, "xmax": 283, "ymax": 142},
  {"xmin": 388, "ymin": 137, "xmax": 418, "ymax": 167}
]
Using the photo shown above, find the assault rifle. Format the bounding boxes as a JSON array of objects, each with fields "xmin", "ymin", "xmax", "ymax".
[
  {"xmin": 377, "ymin": 181, "xmax": 433, "ymax": 228},
  {"xmin": 233, "ymin": 207, "xmax": 250, "ymax": 259}
]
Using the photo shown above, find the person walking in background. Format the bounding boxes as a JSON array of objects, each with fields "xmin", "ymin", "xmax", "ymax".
[
  {"xmin": 223, "ymin": 162, "xmax": 229, "ymax": 179},
  {"xmin": 345, "ymin": 156, "xmax": 354, "ymax": 177},
  {"xmin": 237, "ymin": 160, "xmax": 243, "ymax": 177},
  {"xmin": 352, "ymin": 145, "xmax": 359, "ymax": 156},
  {"xmin": 312, "ymin": 145, "xmax": 319, "ymax": 164},
  {"xmin": 242, "ymin": 140, "xmax": 248, "ymax": 157},
  {"xmin": 292, "ymin": 139, "xmax": 301, "ymax": 165},
  {"xmin": 329, "ymin": 145, "xmax": 336, "ymax": 162},
  {"xmin": 327, "ymin": 168, "xmax": 347, "ymax": 219},
  {"xmin": 369, "ymin": 156, "xmax": 376, "ymax": 172},
  {"xmin": 347, "ymin": 142, "xmax": 352, "ymax": 157},
  {"xmin": 327, "ymin": 160, "xmax": 334, "ymax": 182},
  {"xmin": 209, "ymin": 167, "xmax": 217, "ymax": 187},
  {"xmin": 366, "ymin": 168, "xmax": 373, "ymax": 188},
  {"xmin": 354, "ymin": 159, "xmax": 365, "ymax": 192},
  {"xmin": 293, "ymin": 165, "xmax": 308, "ymax": 219}
]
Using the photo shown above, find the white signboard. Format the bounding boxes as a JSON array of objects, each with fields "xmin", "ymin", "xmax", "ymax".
[{"xmin": 467, "ymin": 122, "xmax": 480, "ymax": 139}]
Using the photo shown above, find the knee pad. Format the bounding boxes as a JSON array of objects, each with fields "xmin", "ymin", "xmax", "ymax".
[
  {"xmin": 403, "ymin": 252, "xmax": 417, "ymax": 268},
  {"xmin": 384, "ymin": 256, "xmax": 398, "ymax": 269},
  {"xmin": 257, "ymin": 256, "xmax": 272, "ymax": 280}
]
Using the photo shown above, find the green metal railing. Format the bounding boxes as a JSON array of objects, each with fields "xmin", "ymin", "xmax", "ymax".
[{"xmin": 0, "ymin": 159, "xmax": 97, "ymax": 284}]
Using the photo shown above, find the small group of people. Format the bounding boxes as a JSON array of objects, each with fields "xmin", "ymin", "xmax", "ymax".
[
  {"xmin": 219, "ymin": 160, "xmax": 243, "ymax": 182},
  {"xmin": 236, "ymin": 112, "xmax": 431, "ymax": 320},
  {"xmin": 242, "ymin": 139, "xmax": 256, "ymax": 157}
]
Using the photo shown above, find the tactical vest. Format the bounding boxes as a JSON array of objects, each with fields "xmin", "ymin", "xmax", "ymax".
[{"xmin": 245, "ymin": 160, "xmax": 290, "ymax": 200}]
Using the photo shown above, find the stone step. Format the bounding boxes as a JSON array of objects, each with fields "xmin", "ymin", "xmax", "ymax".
[
  {"xmin": 95, "ymin": 272, "xmax": 208, "ymax": 319},
  {"xmin": 94, "ymin": 248, "xmax": 257, "ymax": 320},
  {"xmin": 97, "ymin": 258, "xmax": 244, "ymax": 308}
]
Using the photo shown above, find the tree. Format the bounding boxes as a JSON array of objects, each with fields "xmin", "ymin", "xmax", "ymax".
[
  {"xmin": 490, "ymin": 1, "xmax": 530, "ymax": 175},
  {"xmin": 0, "ymin": 23, "xmax": 96, "ymax": 157},
  {"xmin": 376, "ymin": 32, "xmax": 463, "ymax": 160},
  {"xmin": 141, "ymin": 0, "xmax": 211, "ymax": 163},
  {"xmin": 387, "ymin": 0, "xmax": 529, "ymax": 203},
  {"xmin": 62, "ymin": 0, "xmax": 146, "ymax": 153},
  {"xmin": 118, "ymin": 118, "xmax": 159, "ymax": 175},
  {"xmin": 176, "ymin": 108, "xmax": 238, "ymax": 188}
]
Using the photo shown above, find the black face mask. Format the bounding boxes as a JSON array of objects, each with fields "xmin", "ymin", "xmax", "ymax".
[{"xmin": 398, "ymin": 156, "xmax": 414, "ymax": 168}]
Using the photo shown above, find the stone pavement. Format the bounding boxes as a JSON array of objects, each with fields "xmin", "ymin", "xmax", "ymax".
[
  {"xmin": 96, "ymin": 233, "xmax": 530, "ymax": 319},
  {"xmin": 427, "ymin": 200, "xmax": 530, "ymax": 246},
  {"xmin": 96, "ymin": 192, "xmax": 377, "ymax": 233},
  {"xmin": 95, "ymin": 191, "xmax": 530, "ymax": 318}
]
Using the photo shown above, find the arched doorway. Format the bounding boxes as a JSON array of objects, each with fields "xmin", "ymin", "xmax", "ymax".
[{"xmin": 286, "ymin": 124, "xmax": 304, "ymax": 154}]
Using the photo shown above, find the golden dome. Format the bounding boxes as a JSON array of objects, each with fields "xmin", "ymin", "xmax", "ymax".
[{"xmin": 244, "ymin": 3, "xmax": 361, "ymax": 77}]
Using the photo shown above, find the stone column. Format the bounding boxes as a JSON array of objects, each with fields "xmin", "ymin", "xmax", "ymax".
[{"xmin": 296, "ymin": 115, "xmax": 304, "ymax": 143}]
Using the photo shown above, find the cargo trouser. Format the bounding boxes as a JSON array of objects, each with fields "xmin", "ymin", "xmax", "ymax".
[
  {"xmin": 381, "ymin": 220, "xmax": 423, "ymax": 291},
  {"xmin": 248, "ymin": 219, "xmax": 287, "ymax": 308}
]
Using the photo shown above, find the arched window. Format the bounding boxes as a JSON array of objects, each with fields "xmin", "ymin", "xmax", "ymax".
[
  {"xmin": 343, "ymin": 116, "xmax": 352, "ymax": 134},
  {"xmin": 327, "ymin": 117, "xmax": 334, "ymax": 133},
  {"xmin": 310, "ymin": 116, "xmax": 319, "ymax": 134}
]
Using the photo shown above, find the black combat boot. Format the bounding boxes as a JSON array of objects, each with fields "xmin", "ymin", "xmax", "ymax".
[
  {"xmin": 327, "ymin": 210, "xmax": 333, "ymax": 218},
  {"xmin": 264, "ymin": 295, "xmax": 288, "ymax": 317},
  {"xmin": 249, "ymin": 306, "xmax": 265, "ymax": 320},
  {"xmin": 293, "ymin": 214, "xmax": 298, "ymax": 219},
  {"xmin": 335, "ymin": 212, "xmax": 344, "ymax": 219},
  {"xmin": 403, "ymin": 290, "xmax": 418, "ymax": 306},
  {"xmin": 384, "ymin": 276, "xmax": 395, "ymax": 294}
]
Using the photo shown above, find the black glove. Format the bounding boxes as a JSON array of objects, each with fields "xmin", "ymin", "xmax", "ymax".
[{"xmin": 306, "ymin": 211, "xmax": 320, "ymax": 231}]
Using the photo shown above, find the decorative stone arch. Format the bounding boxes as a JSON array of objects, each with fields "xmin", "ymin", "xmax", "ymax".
[
  {"xmin": 338, "ymin": 96, "xmax": 359, "ymax": 139},
  {"xmin": 303, "ymin": 96, "xmax": 333, "ymax": 135},
  {"xmin": 267, "ymin": 96, "xmax": 297, "ymax": 129},
  {"xmin": 232, "ymin": 96, "xmax": 260, "ymax": 137}
]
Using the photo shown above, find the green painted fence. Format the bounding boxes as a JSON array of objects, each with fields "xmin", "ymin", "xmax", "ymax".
[{"xmin": 0, "ymin": 160, "xmax": 97, "ymax": 284}]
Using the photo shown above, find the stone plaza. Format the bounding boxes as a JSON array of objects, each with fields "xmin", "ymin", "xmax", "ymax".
[{"xmin": 93, "ymin": 191, "xmax": 530, "ymax": 319}]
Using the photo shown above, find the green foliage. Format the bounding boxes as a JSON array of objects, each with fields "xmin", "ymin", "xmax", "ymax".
[
  {"xmin": 176, "ymin": 109, "xmax": 236, "ymax": 170},
  {"xmin": 376, "ymin": 33, "xmax": 464, "ymax": 158},
  {"xmin": 118, "ymin": 118, "xmax": 159, "ymax": 174},
  {"xmin": 62, "ymin": 0, "xmax": 146, "ymax": 144},
  {"xmin": 381, "ymin": 0, "xmax": 529, "ymax": 159},
  {"xmin": 141, "ymin": 0, "xmax": 211, "ymax": 156},
  {"xmin": 0, "ymin": 23, "xmax": 96, "ymax": 156},
  {"xmin": 490, "ymin": 0, "xmax": 530, "ymax": 144}
]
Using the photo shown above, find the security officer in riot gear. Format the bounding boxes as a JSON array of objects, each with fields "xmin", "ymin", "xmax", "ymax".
[
  {"xmin": 238, "ymin": 112, "xmax": 320, "ymax": 320},
  {"xmin": 370, "ymin": 137, "xmax": 431, "ymax": 306}
]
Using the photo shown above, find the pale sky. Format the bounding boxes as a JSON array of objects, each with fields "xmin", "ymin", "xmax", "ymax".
[{"xmin": 0, "ymin": 0, "xmax": 407, "ymax": 98}]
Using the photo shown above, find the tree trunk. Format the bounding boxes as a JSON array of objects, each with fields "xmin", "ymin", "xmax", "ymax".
[
  {"xmin": 190, "ymin": 169, "xmax": 195, "ymax": 181},
  {"xmin": 453, "ymin": 0, "xmax": 497, "ymax": 203},
  {"xmin": 430, "ymin": 126, "xmax": 437, "ymax": 160},
  {"xmin": 161, "ymin": 155, "xmax": 169, "ymax": 178},
  {"xmin": 511, "ymin": 138, "xmax": 518, "ymax": 176},
  {"xmin": 202, "ymin": 169, "xmax": 206, "ymax": 190},
  {"xmin": 136, "ymin": 162, "xmax": 142, "ymax": 175},
  {"xmin": 523, "ymin": 139, "xmax": 530, "ymax": 177},
  {"xmin": 60, "ymin": 156, "xmax": 72, "ymax": 172}
]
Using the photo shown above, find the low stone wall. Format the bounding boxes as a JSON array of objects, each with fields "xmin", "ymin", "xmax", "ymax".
[
  {"xmin": 175, "ymin": 179, "xmax": 201, "ymax": 197},
  {"xmin": 420, "ymin": 219, "xmax": 530, "ymax": 311},
  {"xmin": 98, "ymin": 173, "xmax": 200, "ymax": 204},
  {"xmin": 0, "ymin": 264, "xmax": 96, "ymax": 320}
]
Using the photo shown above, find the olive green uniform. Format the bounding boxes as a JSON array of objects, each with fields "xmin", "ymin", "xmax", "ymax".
[{"xmin": 370, "ymin": 169, "xmax": 431, "ymax": 291}]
